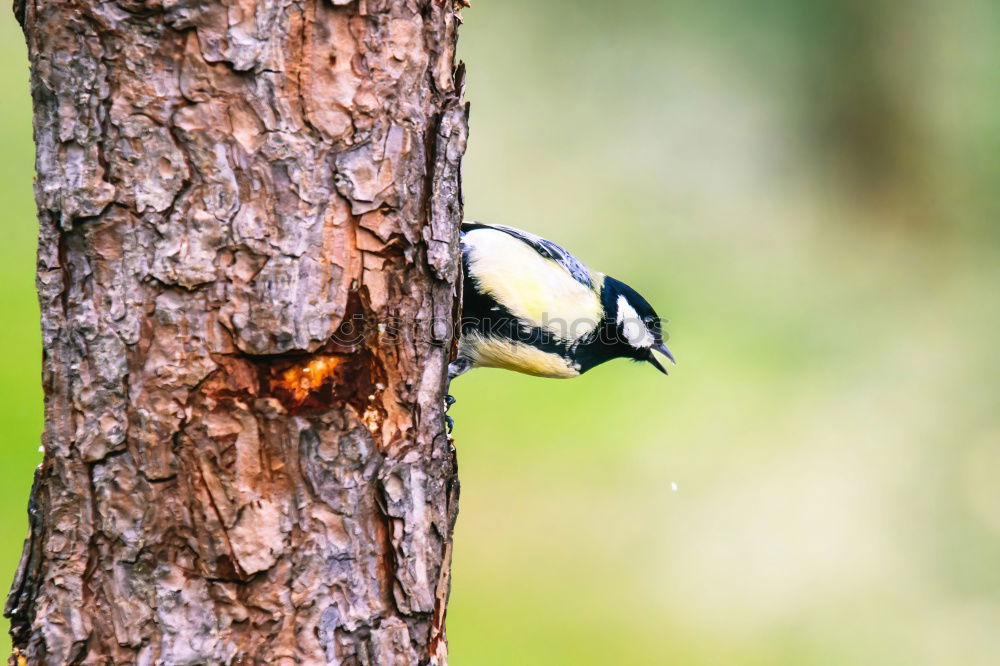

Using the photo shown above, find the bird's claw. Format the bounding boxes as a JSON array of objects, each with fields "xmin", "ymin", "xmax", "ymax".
[{"xmin": 444, "ymin": 394, "xmax": 456, "ymax": 434}]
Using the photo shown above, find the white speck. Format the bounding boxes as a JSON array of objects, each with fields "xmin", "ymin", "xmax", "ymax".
[
  {"xmin": 38, "ymin": 445, "xmax": 44, "ymax": 454},
  {"xmin": 670, "ymin": 482, "xmax": 678, "ymax": 492}
]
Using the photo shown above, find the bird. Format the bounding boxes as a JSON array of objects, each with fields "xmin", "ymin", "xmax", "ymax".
[{"xmin": 449, "ymin": 221, "xmax": 674, "ymax": 382}]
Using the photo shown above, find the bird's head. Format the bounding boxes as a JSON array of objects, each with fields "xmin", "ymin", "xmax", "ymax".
[{"xmin": 599, "ymin": 276, "xmax": 675, "ymax": 374}]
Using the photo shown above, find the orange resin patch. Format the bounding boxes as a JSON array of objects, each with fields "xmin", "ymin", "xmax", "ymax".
[{"xmin": 272, "ymin": 355, "xmax": 344, "ymax": 404}]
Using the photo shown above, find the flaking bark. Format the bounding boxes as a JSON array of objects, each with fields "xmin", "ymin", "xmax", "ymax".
[{"xmin": 7, "ymin": 0, "xmax": 467, "ymax": 664}]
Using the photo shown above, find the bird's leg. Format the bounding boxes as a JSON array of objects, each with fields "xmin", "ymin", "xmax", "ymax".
[
  {"xmin": 447, "ymin": 357, "xmax": 473, "ymax": 380},
  {"xmin": 445, "ymin": 360, "xmax": 472, "ymax": 406},
  {"xmin": 443, "ymin": 357, "xmax": 472, "ymax": 434}
]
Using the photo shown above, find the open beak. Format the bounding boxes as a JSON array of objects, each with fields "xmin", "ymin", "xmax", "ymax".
[{"xmin": 648, "ymin": 343, "xmax": 675, "ymax": 375}]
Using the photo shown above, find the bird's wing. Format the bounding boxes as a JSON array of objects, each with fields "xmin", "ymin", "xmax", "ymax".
[
  {"xmin": 460, "ymin": 222, "xmax": 603, "ymax": 339},
  {"xmin": 461, "ymin": 222, "xmax": 593, "ymax": 288}
]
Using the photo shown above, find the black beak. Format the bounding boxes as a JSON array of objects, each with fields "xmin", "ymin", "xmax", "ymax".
[{"xmin": 648, "ymin": 343, "xmax": 675, "ymax": 375}]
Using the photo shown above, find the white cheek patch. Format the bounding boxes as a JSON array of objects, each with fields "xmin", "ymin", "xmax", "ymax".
[{"xmin": 617, "ymin": 295, "xmax": 654, "ymax": 349}]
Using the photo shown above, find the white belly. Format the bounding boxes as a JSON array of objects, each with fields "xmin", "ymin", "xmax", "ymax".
[{"xmin": 459, "ymin": 332, "xmax": 580, "ymax": 379}]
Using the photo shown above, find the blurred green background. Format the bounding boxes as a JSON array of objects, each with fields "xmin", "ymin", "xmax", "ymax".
[{"xmin": 2, "ymin": 1, "xmax": 1000, "ymax": 664}]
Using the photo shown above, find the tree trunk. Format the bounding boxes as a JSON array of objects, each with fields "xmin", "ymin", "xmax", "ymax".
[{"xmin": 6, "ymin": 0, "xmax": 467, "ymax": 663}]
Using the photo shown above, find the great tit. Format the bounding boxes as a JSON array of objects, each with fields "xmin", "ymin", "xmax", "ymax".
[{"xmin": 449, "ymin": 221, "xmax": 674, "ymax": 381}]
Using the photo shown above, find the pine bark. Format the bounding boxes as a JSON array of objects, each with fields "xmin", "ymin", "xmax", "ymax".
[{"xmin": 6, "ymin": 0, "xmax": 467, "ymax": 664}]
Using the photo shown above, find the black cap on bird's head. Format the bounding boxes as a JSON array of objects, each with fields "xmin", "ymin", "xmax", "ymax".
[{"xmin": 600, "ymin": 276, "xmax": 675, "ymax": 375}]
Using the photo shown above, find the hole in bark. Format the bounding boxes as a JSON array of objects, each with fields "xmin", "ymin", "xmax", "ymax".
[
  {"xmin": 201, "ymin": 294, "xmax": 388, "ymax": 421},
  {"xmin": 258, "ymin": 300, "xmax": 387, "ymax": 418},
  {"xmin": 260, "ymin": 351, "xmax": 379, "ymax": 416}
]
